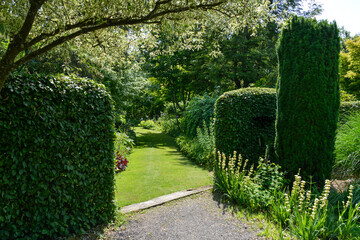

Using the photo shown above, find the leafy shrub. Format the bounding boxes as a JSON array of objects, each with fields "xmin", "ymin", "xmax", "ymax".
[
  {"xmin": 339, "ymin": 101, "xmax": 360, "ymax": 123},
  {"xmin": 214, "ymin": 152, "xmax": 284, "ymax": 212},
  {"xmin": 114, "ymin": 131, "xmax": 134, "ymax": 157},
  {"xmin": 339, "ymin": 36, "xmax": 360, "ymax": 97},
  {"xmin": 214, "ymin": 152, "xmax": 360, "ymax": 239},
  {"xmin": 176, "ymin": 121, "xmax": 215, "ymax": 167},
  {"xmin": 275, "ymin": 16, "xmax": 340, "ymax": 188},
  {"xmin": 214, "ymin": 88, "xmax": 276, "ymax": 166},
  {"xmin": 272, "ymin": 176, "xmax": 360, "ymax": 240},
  {"xmin": 114, "ymin": 113, "xmax": 127, "ymax": 130},
  {"xmin": 340, "ymin": 90, "xmax": 357, "ymax": 102},
  {"xmin": 157, "ymin": 115, "xmax": 182, "ymax": 137},
  {"xmin": 115, "ymin": 152, "xmax": 129, "ymax": 172},
  {"xmin": 163, "ymin": 102, "xmax": 185, "ymax": 117},
  {"xmin": 0, "ymin": 73, "xmax": 115, "ymax": 239},
  {"xmin": 181, "ymin": 94, "xmax": 217, "ymax": 138},
  {"xmin": 139, "ymin": 119, "xmax": 156, "ymax": 129},
  {"xmin": 335, "ymin": 112, "xmax": 360, "ymax": 178}
]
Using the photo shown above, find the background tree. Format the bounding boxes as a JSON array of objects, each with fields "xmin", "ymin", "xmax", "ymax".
[
  {"xmin": 143, "ymin": 49, "xmax": 212, "ymax": 122},
  {"xmin": 339, "ymin": 36, "xmax": 360, "ymax": 97},
  {"xmin": 274, "ymin": 16, "xmax": 340, "ymax": 188},
  {"xmin": 0, "ymin": 0, "xmax": 271, "ymax": 92}
]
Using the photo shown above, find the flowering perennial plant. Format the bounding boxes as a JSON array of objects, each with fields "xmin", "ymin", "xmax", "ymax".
[
  {"xmin": 115, "ymin": 151, "xmax": 129, "ymax": 172},
  {"xmin": 214, "ymin": 150, "xmax": 360, "ymax": 239},
  {"xmin": 214, "ymin": 150, "xmax": 284, "ymax": 212}
]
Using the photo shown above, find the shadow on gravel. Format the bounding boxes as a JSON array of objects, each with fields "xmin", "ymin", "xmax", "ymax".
[{"xmin": 212, "ymin": 190, "xmax": 239, "ymax": 217}]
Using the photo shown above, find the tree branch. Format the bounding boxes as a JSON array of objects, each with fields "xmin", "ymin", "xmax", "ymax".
[
  {"xmin": 25, "ymin": 0, "xmax": 226, "ymax": 50},
  {"xmin": 3, "ymin": 0, "xmax": 46, "ymax": 61},
  {"xmin": 15, "ymin": 1, "xmax": 227, "ymax": 69}
]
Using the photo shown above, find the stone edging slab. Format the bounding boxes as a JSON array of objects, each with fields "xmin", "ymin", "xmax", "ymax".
[{"xmin": 120, "ymin": 185, "xmax": 213, "ymax": 214}]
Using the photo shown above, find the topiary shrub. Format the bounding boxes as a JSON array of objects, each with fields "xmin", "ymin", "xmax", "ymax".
[
  {"xmin": 214, "ymin": 88, "xmax": 276, "ymax": 166},
  {"xmin": 181, "ymin": 94, "xmax": 217, "ymax": 138},
  {"xmin": 0, "ymin": 73, "xmax": 115, "ymax": 239},
  {"xmin": 274, "ymin": 16, "xmax": 340, "ymax": 188}
]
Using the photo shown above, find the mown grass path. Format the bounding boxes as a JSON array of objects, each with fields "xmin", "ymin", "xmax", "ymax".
[{"xmin": 114, "ymin": 127, "xmax": 212, "ymax": 207}]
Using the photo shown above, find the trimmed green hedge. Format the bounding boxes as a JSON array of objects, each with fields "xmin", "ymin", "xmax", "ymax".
[
  {"xmin": 214, "ymin": 88, "xmax": 276, "ymax": 165},
  {"xmin": 274, "ymin": 17, "xmax": 340, "ymax": 187},
  {"xmin": 339, "ymin": 101, "xmax": 360, "ymax": 122},
  {"xmin": 0, "ymin": 74, "xmax": 115, "ymax": 239}
]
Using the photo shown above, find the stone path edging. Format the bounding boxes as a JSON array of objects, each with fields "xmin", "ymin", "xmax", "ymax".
[{"xmin": 120, "ymin": 185, "xmax": 213, "ymax": 214}]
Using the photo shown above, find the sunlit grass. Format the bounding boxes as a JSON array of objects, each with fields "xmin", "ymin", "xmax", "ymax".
[{"xmin": 114, "ymin": 127, "xmax": 212, "ymax": 207}]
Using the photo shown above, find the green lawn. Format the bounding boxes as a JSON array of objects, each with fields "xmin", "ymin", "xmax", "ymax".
[{"xmin": 114, "ymin": 127, "xmax": 212, "ymax": 207}]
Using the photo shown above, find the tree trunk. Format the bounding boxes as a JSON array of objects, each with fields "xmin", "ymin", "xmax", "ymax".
[{"xmin": 0, "ymin": 61, "xmax": 15, "ymax": 92}]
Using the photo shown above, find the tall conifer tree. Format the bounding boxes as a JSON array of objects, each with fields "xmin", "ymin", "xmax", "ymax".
[{"xmin": 275, "ymin": 16, "xmax": 340, "ymax": 187}]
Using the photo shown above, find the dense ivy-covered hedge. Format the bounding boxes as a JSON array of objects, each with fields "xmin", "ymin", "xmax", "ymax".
[
  {"xmin": 214, "ymin": 88, "xmax": 276, "ymax": 165},
  {"xmin": 0, "ymin": 74, "xmax": 115, "ymax": 239},
  {"xmin": 339, "ymin": 101, "xmax": 360, "ymax": 122},
  {"xmin": 275, "ymin": 16, "xmax": 340, "ymax": 187}
]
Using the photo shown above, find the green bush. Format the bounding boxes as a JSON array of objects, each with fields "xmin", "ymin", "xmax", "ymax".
[
  {"xmin": 0, "ymin": 74, "xmax": 115, "ymax": 239},
  {"xmin": 181, "ymin": 94, "xmax": 217, "ymax": 138},
  {"xmin": 114, "ymin": 131, "xmax": 135, "ymax": 157},
  {"xmin": 339, "ymin": 101, "xmax": 360, "ymax": 123},
  {"xmin": 214, "ymin": 153, "xmax": 284, "ymax": 212},
  {"xmin": 139, "ymin": 119, "xmax": 156, "ymax": 129},
  {"xmin": 157, "ymin": 116, "xmax": 182, "ymax": 137},
  {"xmin": 335, "ymin": 112, "xmax": 360, "ymax": 178},
  {"xmin": 214, "ymin": 88, "xmax": 276, "ymax": 165},
  {"xmin": 176, "ymin": 121, "xmax": 215, "ymax": 167},
  {"xmin": 275, "ymin": 16, "xmax": 340, "ymax": 187}
]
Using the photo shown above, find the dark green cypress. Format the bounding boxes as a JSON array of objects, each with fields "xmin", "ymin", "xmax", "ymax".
[{"xmin": 274, "ymin": 16, "xmax": 340, "ymax": 188}]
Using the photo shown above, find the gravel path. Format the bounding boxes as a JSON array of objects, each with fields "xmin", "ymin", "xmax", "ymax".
[{"xmin": 105, "ymin": 191, "xmax": 267, "ymax": 240}]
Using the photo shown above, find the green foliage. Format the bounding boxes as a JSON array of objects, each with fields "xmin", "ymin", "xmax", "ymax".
[
  {"xmin": 214, "ymin": 88, "xmax": 276, "ymax": 165},
  {"xmin": 114, "ymin": 131, "xmax": 135, "ymax": 157},
  {"xmin": 275, "ymin": 16, "xmax": 340, "ymax": 187},
  {"xmin": 182, "ymin": 94, "xmax": 217, "ymax": 138},
  {"xmin": 176, "ymin": 121, "xmax": 215, "ymax": 167},
  {"xmin": 335, "ymin": 112, "xmax": 360, "ymax": 178},
  {"xmin": 277, "ymin": 177, "xmax": 360, "ymax": 240},
  {"xmin": 340, "ymin": 90, "xmax": 357, "ymax": 102},
  {"xmin": 157, "ymin": 117, "xmax": 181, "ymax": 137},
  {"xmin": 339, "ymin": 101, "xmax": 360, "ymax": 123},
  {"xmin": 157, "ymin": 109, "xmax": 182, "ymax": 137},
  {"xmin": 218, "ymin": 26, "xmax": 278, "ymax": 88},
  {"xmin": 214, "ymin": 152, "xmax": 360, "ymax": 239},
  {"xmin": 214, "ymin": 152, "xmax": 284, "ymax": 212},
  {"xmin": 0, "ymin": 73, "xmax": 115, "ymax": 239},
  {"xmin": 139, "ymin": 119, "xmax": 156, "ymax": 129},
  {"xmin": 339, "ymin": 36, "xmax": 360, "ymax": 97}
]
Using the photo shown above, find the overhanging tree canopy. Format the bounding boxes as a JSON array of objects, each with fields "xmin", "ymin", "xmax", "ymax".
[{"xmin": 0, "ymin": 0, "xmax": 271, "ymax": 92}]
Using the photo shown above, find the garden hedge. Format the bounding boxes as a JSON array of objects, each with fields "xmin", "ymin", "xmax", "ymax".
[
  {"xmin": 0, "ymin": 74, "xmax": 115, "ymax": 239},
  {"xmin": 274, "ymin": 16, "xmax": 340, "ymax": 187},
  {"xmin": 214, "ymin": 88, "xmax": 276, "ymax": 166}
]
